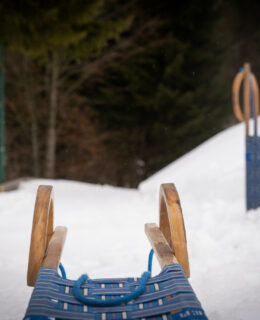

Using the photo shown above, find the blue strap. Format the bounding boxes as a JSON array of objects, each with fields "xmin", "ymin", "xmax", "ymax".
[
  {"xmin": 59, "ymin": 262, "xmax": 67, "ymax": 279},
  {"xmin": 73, "ymin": 271, "xmax": 151, "ymax": 306},
  {"xmin": 148, "ymin": 249, "xmax": 154, "ymax": 273}
]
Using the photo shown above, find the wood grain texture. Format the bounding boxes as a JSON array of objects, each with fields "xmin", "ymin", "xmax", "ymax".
[
  {"xmin": 42, "ymin": 226, "xmax": 67, "ymax": 269},
  {"xmin": 145, "ymin": 223, "xmax": 178, "ymax": 268},
  {"xmin": 27, "ymin": 185, "xmax": 54, "ymax": 286},
  {"xmin": 159, "ymin": 183, "xmax": 190, "ymax": 278}
]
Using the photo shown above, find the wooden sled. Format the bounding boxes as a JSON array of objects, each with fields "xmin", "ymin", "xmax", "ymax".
[{"xmin": 24, "ymin": 183, "xmax": 207, "ymax": 320}]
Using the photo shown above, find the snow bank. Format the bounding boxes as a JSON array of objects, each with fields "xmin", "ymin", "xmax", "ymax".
[{"xmin": 1, "ymin": 122, "xmax": 260, "ymax": 319}]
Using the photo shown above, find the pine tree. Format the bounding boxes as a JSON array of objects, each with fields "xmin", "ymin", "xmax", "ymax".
[
  {"xmin": 1, "ymin": 0, "xmax": 132, "ymax": 177},
  {"xmin": 86, "ymin": 0, "xmax": 223, "ymax": 183}
]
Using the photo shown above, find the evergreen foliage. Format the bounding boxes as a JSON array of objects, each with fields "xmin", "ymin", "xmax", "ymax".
[
  {"xmin": 1, "ymin": 0, "xmax": 132, "ymax": 178},
  {"xmin": 1, "ymin": 0, "xmax": 259, "ymax": 186},
  {"xmin": 87, "ymin": 0, "xmax": 226, "ymax": 179},
  {"xmin": 1, "ymin": 0, "xmax": 131, "ymax": 60}
]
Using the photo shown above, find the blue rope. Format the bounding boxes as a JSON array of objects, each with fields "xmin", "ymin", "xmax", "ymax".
[
  {"xmin": 148, "ymin": 249, "xmax": 154, "ymax": 273},
  {"xmin": 73, "ymin": 271, "xmax": 150, "ymax": 306},
  {"xmin": 73, "ymin": 250, "xmax": 153, "ymax": 306},
  {"xmin": 59, "ymin": 262, "xmax": 67, "ymax": 279}
]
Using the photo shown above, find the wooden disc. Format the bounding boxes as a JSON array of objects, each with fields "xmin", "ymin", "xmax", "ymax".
[
  {"xmin": 27, "ymin": 185, "xmax": 54, "ymax": 286},
  {"xmin": 159, "ymin": 183, "xmax": 190, "ymax": 277}
]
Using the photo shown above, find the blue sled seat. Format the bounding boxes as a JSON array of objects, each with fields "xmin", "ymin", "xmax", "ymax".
[
  {"xmin": 24, "ymin": 264, "xmax": 207, "ymax": 320},
  {"xmin": 24, "ymin": 184, "xmax": 208, "ymax": 320}
]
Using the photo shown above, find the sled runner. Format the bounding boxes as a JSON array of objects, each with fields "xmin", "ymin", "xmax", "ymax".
[{"xmin": 24, "ymin": 183, "xmax": 208, "ymax": 320}]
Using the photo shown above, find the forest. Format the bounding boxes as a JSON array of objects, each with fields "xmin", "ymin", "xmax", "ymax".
[{"xmin": 1, "ymin": 0, "xmax": 260, "ymax": 187}]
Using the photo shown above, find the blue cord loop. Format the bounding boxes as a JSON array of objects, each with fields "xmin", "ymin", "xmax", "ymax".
[
  {"xmin": 73, "ymin": 272, "xmax": 151, "ymax": 306},
  {"xmin": 73, "ymin": 250, "xmax": 153, "ymax": 306},
  {"xmin": 59, "ymin": 262, "xmax": 67, "ymax": 279},
  {"xmin": 148, "ymin": 249, "xmax": 154, "ymax": 273}
]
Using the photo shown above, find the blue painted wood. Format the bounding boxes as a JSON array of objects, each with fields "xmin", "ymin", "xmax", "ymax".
[
  {"xmin": 246, "ymin": 136, "xmax": 260, "ymax": 209},
  {"xmin": 246, "ymin": 74, "xmax": 260, "ymax": 210}
]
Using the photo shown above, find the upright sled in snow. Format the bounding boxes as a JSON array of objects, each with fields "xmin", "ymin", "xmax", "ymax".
[
  {"xmin": 24, "ymin": 183, "xmax": 208, "ymax": 320},
  {"xmin": 233, "ymin": 62, "xmax": 260, "ymax": 209}
]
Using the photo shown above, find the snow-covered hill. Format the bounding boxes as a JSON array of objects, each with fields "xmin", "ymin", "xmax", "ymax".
[{"xmin": 1, "ymin": 122, "xmax": 260, "ymax": 319}]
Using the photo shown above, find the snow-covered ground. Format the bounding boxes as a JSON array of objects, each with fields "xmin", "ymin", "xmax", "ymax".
[{"xmin": 1, "ymin": 122, "xmax": 260, "ymax": 319}]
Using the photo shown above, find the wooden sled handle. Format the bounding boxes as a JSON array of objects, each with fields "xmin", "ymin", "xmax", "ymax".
[
  {"xmin": 159, "ymin": 183, "xmax": 190, "ymax": 277},
  {"xmin": 232, "ymin": 63, "xmax": 259, "ymax": 136},
  {"xmin": 232, "ymin": 70, "xmax": 246, "ymax": 122},
  {"xmin": 27, "ymin": 185, "xmax": 67, "ymax": 286},
  {"xmin": 145, "ymin": 223, "xmax": 178, "ymax": 268},
  {"xmin": 252, "ymin": 74, "xmax": 260, "ymax": 121}
]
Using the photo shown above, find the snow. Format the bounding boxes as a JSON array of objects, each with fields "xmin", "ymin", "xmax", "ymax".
[{"xmin": 1, "ymin": 121, "xmax": 260, "ymax": 319}]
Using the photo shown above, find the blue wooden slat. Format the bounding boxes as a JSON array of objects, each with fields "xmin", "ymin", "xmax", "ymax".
[{"xmin": 246, "ymin": 136, "xmax": 260, "ymax": 209}]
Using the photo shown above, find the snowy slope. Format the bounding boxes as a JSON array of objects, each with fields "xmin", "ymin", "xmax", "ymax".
[
  {"xmin": 1, "ymin": 122, "xmax": 260, "ymax": 319},
  {"xmin": 140, "ymin": 122, "xmax": 260, "ymax": 319}
]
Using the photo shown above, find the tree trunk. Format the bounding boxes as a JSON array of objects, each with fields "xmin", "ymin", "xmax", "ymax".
[
  {"xmin": 45, "ymin": 52, "xmax": 59, "ymax": 178},
  {"xmin": 23, "ymin": 57, "xmax": 40, "ymax": 176}
]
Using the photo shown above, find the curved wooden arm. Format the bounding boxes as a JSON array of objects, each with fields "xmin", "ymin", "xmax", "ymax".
[
  {"xmin": 159, "ymin": 183, "xmax": 190, "ymax": 277},
  {"xmin": 252, "ymin": 74, "xmax": 260, "ymax": 121},
  {"xmin": 232, "ymin": 63, "xmax": 259, "ymax": 136},
  {"xmin": 27, "ymin": 185, "xmax": 54, "ymax": 286},
  {"xmin": 232, "ymin": 71, "xmax": 245, "ymax": 122}
]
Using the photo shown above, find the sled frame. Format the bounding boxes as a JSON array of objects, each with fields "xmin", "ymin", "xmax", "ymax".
[{"xmin": 27, "ymin": 183, "xmax": 189, "ymax": 286}]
